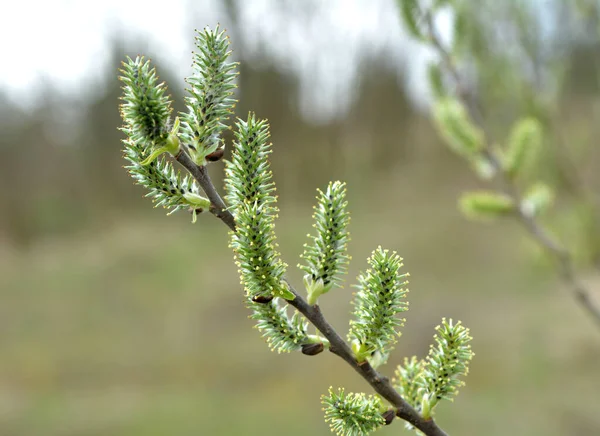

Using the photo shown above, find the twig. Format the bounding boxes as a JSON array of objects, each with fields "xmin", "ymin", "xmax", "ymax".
[
  {"xmin": 422, "ymin": 9, "xmax": 600, "ymax": 329},
  {"xmin": 175, "ymin": 150, "xmax": 237, "ymax": 231},
  {"xmin": 179, "ymin": 156, "xmax": 449, "ymax": 436}
]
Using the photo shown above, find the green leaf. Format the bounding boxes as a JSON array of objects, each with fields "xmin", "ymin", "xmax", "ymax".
[
  {"xmin": 451, "ymin": 2, "xmax": 471, "ymax": 56},
  {"xmin": 348, "ymin": 247, "xmax": 409, "ymax": 366},
  {"xmin": 248, "ymin": 297, "xmax": 308, "ymax": 353},
  {"xmin": 397, "ymin": 0, "xmax": 424, "ymax": 40},
  {"xmin": 521, "ymin": 182, "xmax": 554, "ymax": 218},
  {"xmin": 459, "ymin": 191, "xmax": 515, "ymax": 221},
  {"xmin": 418, "ymin": 318, "xmax": 473, "ymax": 418},
  {"xmin": 322, "ymin": 387, "xmax": 385, "ymax": 436},
  {"xmin": 299, "ymin": 181, "xmax": 351, "ymax": 305},
  {"xmin": 503, "ymin": 117, "xmax": 542, "ymax": 178},
  {"xmin": 433, "ymin": 98, "xmax": 484, "ymax": 159},
  {"xmin": 180, "ymin": 25, "xmax": 239, "ymax": 165},
  {"xmin": 428, "ymin": 63, "xmax": 445, "ymax": 99}
]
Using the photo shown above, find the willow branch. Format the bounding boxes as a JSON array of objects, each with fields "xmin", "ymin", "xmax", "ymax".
[
  {"xmin": 174, "ymin": 150, "xmax": 236, "ymax": 231},
  {"xmin": 181, "ymin": 155, "xmax": 449, "ymax": 436},
  {"xmin": 422, "ymin": 9, "xmax": 600, "ymax": 329}
]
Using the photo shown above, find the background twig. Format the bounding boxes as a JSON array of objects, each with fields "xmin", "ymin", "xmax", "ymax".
[{"xmin": 422, "ymin": 8, "xmax": 600, "ymax": 329}]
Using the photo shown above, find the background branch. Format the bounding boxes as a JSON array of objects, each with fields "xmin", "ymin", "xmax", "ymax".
[{"xmin": 422, "ymin": 8, "xmax": 600, "ymax": 329}]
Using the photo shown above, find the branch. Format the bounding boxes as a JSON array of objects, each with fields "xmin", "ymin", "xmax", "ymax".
[
  {"xmin": 422, "ymin": 9, "xmax": 600, "ymax": 329},
  {"xmin": 287, "ymin": 289, "xmax": 449, "ymax": 436},
  {"xmin": 182, "ymin": 155, "xmax": 449, "ymax": 436},
  {"xmin": 174, "ymin": 150, "xmax": 236, "ymax": 232}
]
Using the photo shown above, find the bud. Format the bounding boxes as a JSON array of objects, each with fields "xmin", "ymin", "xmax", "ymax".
[
  {"xmin": 433, "ymin": 98, "xmax": 484, "ymax": 159},
  {"xmin": 382, "ymin": 409, "xmax": 396, "ymax": 426},
  {"xmin": 503, "ymin": 117, "xmax": 542, "ymax": 178},
  {"xmin": 459, "ymin": 191, "xmax": 515, "ymax": 221},
  {"xmin": 301, "ymin": 342, "xmax": 324, "ymax": 356},
  {"xmin": 252, "ymin": 294, "xmax": 274, "ymax": 304},
  {"xmin": 206, "ymin": 147, "xmax": 225, "ymax": 162},
  {"xmin": 521, "ymin": 182, "xmax": 553, "ymax": 218}
]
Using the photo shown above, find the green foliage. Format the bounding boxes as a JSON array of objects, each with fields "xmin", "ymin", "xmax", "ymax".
[
  {"xmin": 299, "ymin": 181, "xmax": 351, "ymax": 305},
  {"xmin": 397, "ymin": 0, "xmax": 424, "ymax": 40},
  {"xmin": 226, "ymin": 114, "xmax": 292, "ymax": 301},
  {"xmin": 503, "ymin": 117, "xmax": 543, "ymax": 178},
  {"xmin": 120, "ymin": 57, "xmax": 209, "ymax": 215},
  {"xmin": 418, "ymin": 319, "xmax": 473, "ymax": 418},
  {"xmin": 348, "ymin": 247, "xmax": 409, "ymax": 366},
  {"xmin": 180, "ymin": 26, "xmax": 238, "ymax": 166},
  {"xmin": 427, "ymin": 63, "xmax": 446, "ymax": 99},
  {"xmin": 521, "ymin": 182, "xmax": 554, "ymax": 218},
  {"xmin": 249, "ymin": 297, "xmax": 308, "ymax": 353},
  {"xmin": 433, "ymin": 98, "xmax": 484, "ymax": 159},
  {"xmin": 459, "ymin": 191, "xmax": 515, "ymax": 220},
  {"xmin": 322, "ymin": 388, "xmax": 385, "ymax": 436}
]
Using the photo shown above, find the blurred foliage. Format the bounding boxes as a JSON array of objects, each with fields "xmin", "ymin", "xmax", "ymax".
[{"xmin": 1, "ymin": 1, "xmax": 600, "ymax": 435}]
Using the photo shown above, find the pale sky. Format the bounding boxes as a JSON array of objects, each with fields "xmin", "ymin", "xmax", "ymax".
[{"xmin": 0, "ymin": 0, "xmax": 451, "ymax": 121}]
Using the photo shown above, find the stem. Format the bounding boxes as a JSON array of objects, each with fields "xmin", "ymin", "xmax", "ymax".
[
  {"xmin": 422, "ymin": 9, "xmax": 600, "ymax": 329},
  {"xmin": 174, "ymin": 150, "xmax": 236, "ymax": 232},
  {"xmin": 287, "ymin": 289, "xmax": 448, "ymax": 436},
  {"xmin": 180, "ymin": 153, "xmax": 449, "ymax": 436}
]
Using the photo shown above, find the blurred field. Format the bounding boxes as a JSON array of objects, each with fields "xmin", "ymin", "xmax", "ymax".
[
  {"xmin": 2, "ymin": 2, "xmax": 600, "ymax": 434},
  {"xmin": 2, "ymin": 157, "xmax": 599, "ymax": 436}
]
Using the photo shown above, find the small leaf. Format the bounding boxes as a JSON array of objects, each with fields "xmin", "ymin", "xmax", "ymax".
[
  {"xmin": 459, "ymin": 191, "xmax": 515, "ymax": 221},
  {"xmin": 322, "ymin": 387, "xmax": 385, "ymax": 436},
  {"xmin": 428, "ymin": 63, "xmax": 445, "ymax": 99},
  {"xmin": 433, "ymin": 98, "xmax": 484, "ymax": 159},
  {"xmin": 503, "ymin": 117, "xmax": 542, "ymax": 178},
  {"xmin": 521, "ymin": 182, "xmax": 554, "ymax": 218},
  {"xmin": 397, "ymin": 0, "xmax": 424, "ymax": 40}
]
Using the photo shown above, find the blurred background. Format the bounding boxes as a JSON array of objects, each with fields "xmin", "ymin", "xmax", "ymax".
[{"xmin": 1, "ymin": 0, "xmax": 600, "ymax": 435}]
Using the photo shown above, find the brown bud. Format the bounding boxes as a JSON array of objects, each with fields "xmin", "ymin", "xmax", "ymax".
[
  {"xmin": 301, "ymin": 342, "xmax": 324, "ymax": 356},
  {"xmin": 206, "ymin": 148, "xmax": 225, "ymax": 162},
  {"xmin": 382, "ymin": 409, "xmax": 395, "ymax": 425},
  {"xmin": 251, "ymin": 294, "xmax": 273, "ymax": 304}
]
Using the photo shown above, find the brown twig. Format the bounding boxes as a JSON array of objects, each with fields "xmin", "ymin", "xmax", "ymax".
[
  {"xmin": 422, "ymin": 9, "xmax": 600, "ymax": 329},
  {"xmin": 174, "ymin": 150, "xmax": 236, "ymax": 231},
  {"xmin": 177, "ymin": 153, "xmax": 449, "ymax": 436}
]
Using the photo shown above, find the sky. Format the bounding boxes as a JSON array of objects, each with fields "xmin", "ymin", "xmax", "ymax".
[{"xmin": 0, "ymin": 0, "xmax": 451, "ymax": 122}]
